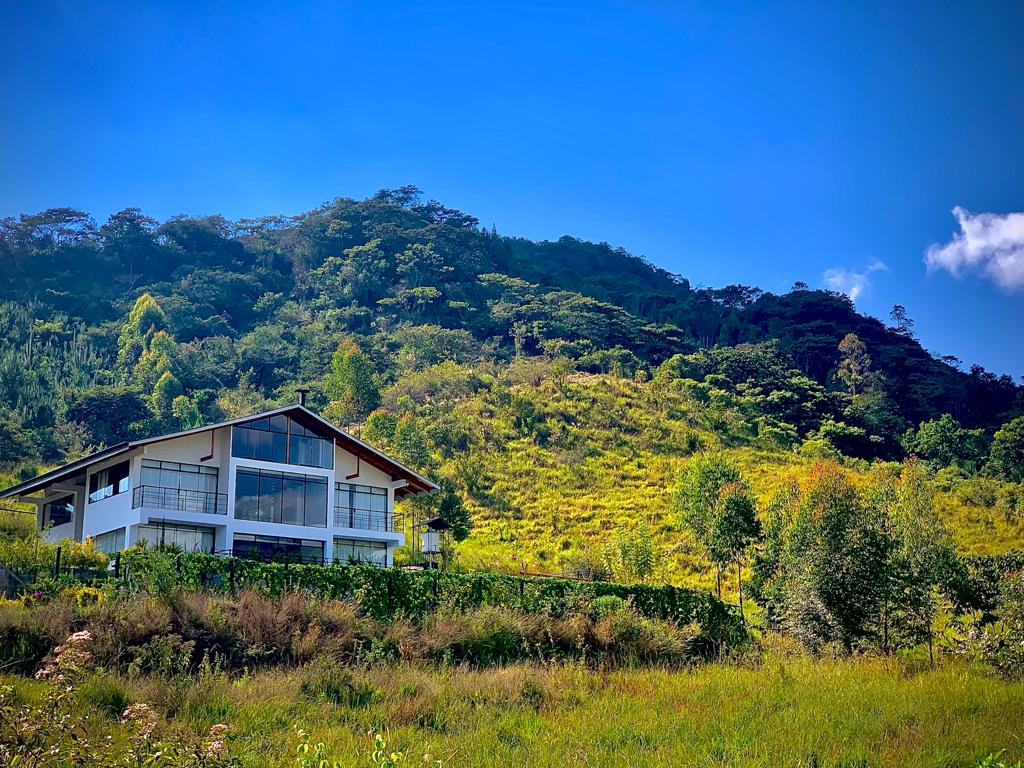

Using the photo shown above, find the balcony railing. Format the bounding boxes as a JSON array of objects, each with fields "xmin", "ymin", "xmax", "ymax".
[
  {"xmin": 332, "ymin": 507, "xmax": 403, "ymax": 532},
  {"xmin": 132, "ymin": 485, "xmax": 228, "ymax": 516}
]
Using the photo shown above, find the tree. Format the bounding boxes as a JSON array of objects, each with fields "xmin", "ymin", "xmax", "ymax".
[
  {"xmin": 901, "ymin": 413, "xmax": 990, "ymax": 471},
  {"xmin": 836, "ymin": 333, "xmax": 873, "ymax": 395},
  {"xmin": 783, "ymin": 463, "xmax": 889, "ymax": 651},
  {"xmin": 889, "ymin": 304, "xmax": 915, "ymax": 338},
  {"xmin": 117, "ymin": 293, "xmax": 168, "ymax": 373},
  {"xmin": 707, "ymin": 482, "xmax": 761, "ymax": 619},
  {"xmin": 236, "ymin": 325, "xmax": 294, "ymax": 390},
  {"xmin": 151, "ymin": 371, "xmax": 184, "ymax": 422},
  {"xmin": 66, "ymin": 387, "xmax": 148, "ymax": 447},
  {"xmin": 988, "ymin": 416, "xmax": 1024, "ymax": 482},
  {"xmin": 392, "ymin": 415, "xmax": 431, "ymax": 470},
  {"xmin": 883, "ymin": 460, "xmax": 955, "ymax": 659},
  {"xmin": 99, "ymin": 208, "xmax": 163, "ymax": 277},
  {"xmin": 675, "ymin": 453, "xmax": 759, "ymax": 602},
  {"xmin": 435, "ymin": 480, "xmax": 472, "ymax": 541},
  {"xmin": 324, "ymin": 339, "xmax": 380, "ymax": 421},
  {"xmin": 0, "ymin": 409, "xmax": 36, "ymax": 466}
]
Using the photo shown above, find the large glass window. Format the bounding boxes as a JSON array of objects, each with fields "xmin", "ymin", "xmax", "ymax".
[
  {"xmin": 137, "ymin": 522, "xmax": 215, "ymax": 553},
  {"xmin": 230, "ymin": 415, "xmax": 333, "ymax": 469},
  {"xmin": 334, "ymin": 483, "xmax": 389, "ymax": 530},
  {"xmin": 135, "ymin": 459, "xmax": 225, "ymax": 514},
  {"xmin": 140, "ymin": 459, "xmax": 218, "ymax": 492},
  {"xmin": 88, "ymin": 461, "xmax": 130, "ymax": 503},
  {"xmin": 234, "ymin": 468, "xmax": 327, "ymax": 527},
  {"xmin": 91, "ymin": 527, "xmax": 125, "ymax": 554},
  {"xmin": 333, "ymin": 537, "xmax": 387, "ymax": 566},
  {"xmin": 43, "ymin": 495, "xmax": 74, "ymax": 527},
  {"xmin": 232, "ymin": 534, "xmax": 324, "ymax": 564}
]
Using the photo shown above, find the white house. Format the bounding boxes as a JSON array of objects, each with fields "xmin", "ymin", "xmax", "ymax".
[{"xmin": 0, "ymin": 404, "xmax": 437, "ymax": 566}]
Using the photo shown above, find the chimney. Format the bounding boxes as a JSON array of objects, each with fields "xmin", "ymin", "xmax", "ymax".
[{"xmin": 297, "ymin": 388, "xmax": 309, "ymax": 407}]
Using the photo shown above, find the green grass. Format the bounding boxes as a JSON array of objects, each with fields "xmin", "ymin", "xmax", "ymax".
[
  {"xmin": 439, "ymin": 375, "xmax": 1024, "ymax": 590},
  {"xmin": 9, "ymin": 655, "xmax": 1021, "ymax": 767}
]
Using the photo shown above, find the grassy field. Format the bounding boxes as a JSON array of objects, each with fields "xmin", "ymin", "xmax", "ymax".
[{"xmin": 6, "ymin": 654, "xmax": 1023, "ymax": 767}]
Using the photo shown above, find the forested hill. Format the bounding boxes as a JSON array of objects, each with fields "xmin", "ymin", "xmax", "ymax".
[{"xmin": 0, "ymin": 185, "xmax": 1021, "ymax": 472}]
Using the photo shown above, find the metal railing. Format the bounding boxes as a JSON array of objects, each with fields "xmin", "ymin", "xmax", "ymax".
[
  {"xmin": 132, "ymin": 485, "xmax": 228, "ymax": 516},
  {"xmin": 332, "ymin": 507, "xmax": 403, "ymax": 532}
]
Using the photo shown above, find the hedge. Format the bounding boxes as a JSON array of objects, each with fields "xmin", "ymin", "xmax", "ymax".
[{"xmin": 121, "ymin": 550, "xmax": 747, "ymax": 651}]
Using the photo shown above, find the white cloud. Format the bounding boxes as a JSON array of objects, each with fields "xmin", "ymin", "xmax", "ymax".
[
  {"xmin": 822, "ymin": 259, "xmax": 888, "ymax": 302},
  {"xmin": 926, "ymin": 207, "xmax": 1024, "ymax": 291}
]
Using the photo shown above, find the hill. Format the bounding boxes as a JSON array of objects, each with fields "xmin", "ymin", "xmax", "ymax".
[{"xmin": 1, "ymin": 186, "xmax": 1024, "ymax": 585}]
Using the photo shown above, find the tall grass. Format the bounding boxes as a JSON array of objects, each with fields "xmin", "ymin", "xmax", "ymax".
[{"xmin": 7, "ymin": 654, "xmax": 1019, "ymax": 767}]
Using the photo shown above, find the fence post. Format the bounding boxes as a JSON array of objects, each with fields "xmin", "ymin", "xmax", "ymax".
[
  {"xmin": 519, "ymin": 577, "xmax": 526, "ymax": 610},
  {"xmin": 386, "ymin": 570, "xmax": 394, "ymax": 616},
  {"xmin": 114, "ymin": 552, "xmax": 121, "ymax": 579},
  {"xmin": 229, "ymin": 558, "xmax": 236, "ymax": 593},
  {"xmin": 53, "ymin": 546, "xmax": 62, "ymax": 577}
]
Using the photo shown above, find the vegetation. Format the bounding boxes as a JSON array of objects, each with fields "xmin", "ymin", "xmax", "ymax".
[
  {"xmin": 3, "ymin": 188, "xmax": 1024, "ymax": 764},
  {"xmin": 2, "ymin": 624, "xmax": 1024, "ymax": 767}
]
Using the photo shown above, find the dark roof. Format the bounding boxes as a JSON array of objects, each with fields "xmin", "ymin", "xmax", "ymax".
[{"xmin": 0, "ymin": 405, "xmax": 438, "ymax": 501}]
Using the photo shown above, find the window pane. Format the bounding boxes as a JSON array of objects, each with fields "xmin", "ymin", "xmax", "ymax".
[
  {"xmin": 281, "ymin": 477, "xmax": 304, "ymax": 526},
  {"xmin": 141, "ymin": 463, "xmax": 160, "ymax": 486},
  {"xmin": 92, "ymin": 528, "xmax": 125, "ymax": 554},
  {"xmin": 258, "ymin": 473, "xmax": 283, "ymax": 523},
  {"xmin": 234, "ymin": 470, "xmax": 260, "ymax": 521},
  {"xmin": 111, "ymin": 462, "xmax": 130, "ymax": 495},
  {"xmin": 304, "ymin": 478, "xmax": 327, "ymax": 527}
]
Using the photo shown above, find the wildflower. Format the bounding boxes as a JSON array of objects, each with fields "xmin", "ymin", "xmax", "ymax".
[
  {"xmin": 121, "ymin": 702, "xmax": 158, "ymax": 738},
  {"xmin": 204, "ymin": 740, "xmax": 226, "ymax": 758},
  {"xmin": 209, "ymin": 723, "xmax": 229, "ymax": 736}
]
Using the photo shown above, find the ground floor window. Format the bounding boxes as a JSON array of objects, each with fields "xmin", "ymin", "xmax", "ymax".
[
  {"xmin": 232, "ymin": 533, "xmax": 324, "ymax": 564},
  {"xmin": 137, "ymin": 522, "xmax": 215, "ymax": 553},
  {"xmin": 333, "ymin": 537, "xmax": 387, "ymax": 567},
  {"xmin": 91, "ymin": 527, "xmax": 125, "ymax": 554}
]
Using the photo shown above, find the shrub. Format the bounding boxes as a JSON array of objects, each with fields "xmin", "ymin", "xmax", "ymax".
[{"xmin": 590, "ymin": 594, "xmax": 627, "ymax": 619}]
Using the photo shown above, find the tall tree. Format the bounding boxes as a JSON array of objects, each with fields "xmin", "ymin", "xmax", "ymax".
[
  {"xmin": 324, "ymin": 339, "xmax": 381, "ymax": 422},
  {"xmin": 675, "ymin": 453, "xmax": 759, "ymax": 602},
  {"xmin": 987, "ymin": 416, "xmax": 1024, "ymax": 482}
]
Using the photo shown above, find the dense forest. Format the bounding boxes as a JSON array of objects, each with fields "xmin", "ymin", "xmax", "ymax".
[{"xmin": 1, "ymin": 185, "xmax": 1020, "ymax": 468}]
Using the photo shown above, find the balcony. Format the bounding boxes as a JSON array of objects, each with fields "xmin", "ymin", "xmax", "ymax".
[
  {"xmin": 132, "ymin": 485, "xmax": 228, "ymax": 516},
  {"xmin": 332, "ymin": 507, "xmax": 403, "ymax": 532}
]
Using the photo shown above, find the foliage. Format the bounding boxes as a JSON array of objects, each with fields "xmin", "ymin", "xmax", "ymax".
[
  {"xmin": 324, "ymin": 338, "xmax": 380, "ymax": 422},
  {"xmin": 988, "ymin": 416, "xmax": 1024, "ymax": 482},
  {"xmin": 114, "ymin": 550, "xmax": 744, "ymax": 652},
  {"xmin": 902, "ymin": 413, "xmax": 990, "ymax": 472},
  {"xmin": 0, "ymin": 629, "xmax": 238, "ymax": 768},
  {"xmin": 600, "ymin": 524, "xmax": 657, "ymax": 584}
]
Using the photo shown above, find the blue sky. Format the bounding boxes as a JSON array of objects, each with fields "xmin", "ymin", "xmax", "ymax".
[{"xmin": 2, "ymin": 1, "xmax": 1022, "ymax": 377}]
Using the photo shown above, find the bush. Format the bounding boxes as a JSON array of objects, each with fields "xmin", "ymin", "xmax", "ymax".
[{"xmin": 120, "ymin": 550, "xmax": 746, "ymax": 653}]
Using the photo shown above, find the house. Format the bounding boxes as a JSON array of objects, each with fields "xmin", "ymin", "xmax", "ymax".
[{"xmin": 0, "ymin": 403, "xmax": 437, "ymax": 566}]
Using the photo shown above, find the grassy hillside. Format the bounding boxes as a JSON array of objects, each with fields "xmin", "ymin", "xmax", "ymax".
[{"xmin": 391, "ymin": 368, "xmax": 1024, "ymax": 592}]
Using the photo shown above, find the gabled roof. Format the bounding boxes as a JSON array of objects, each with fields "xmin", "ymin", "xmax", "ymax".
[{"xmin": 0, "ymin": 405, "xmax": 438, "ymax": 501}]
